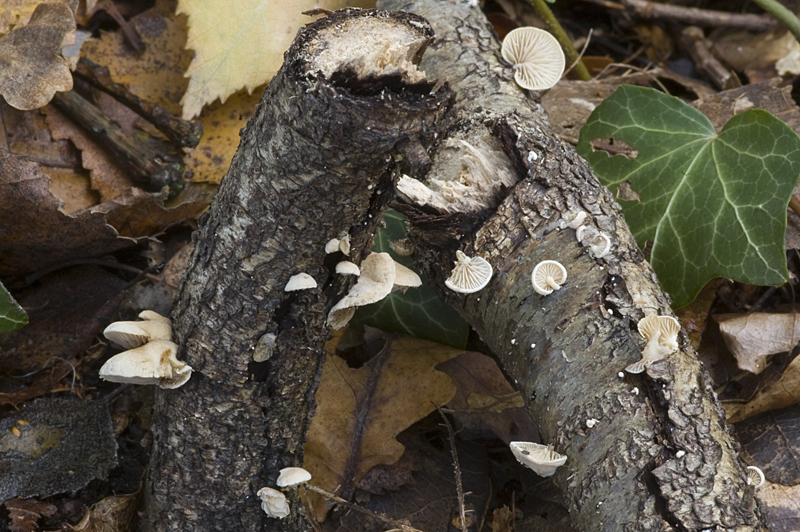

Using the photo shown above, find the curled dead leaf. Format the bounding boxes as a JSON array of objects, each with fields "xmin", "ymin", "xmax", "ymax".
[
  {"xmin": 716, "ymin": 312, "xmax": 800, "ymax": 374},
  {"xmin": 0, "ymin": 3, "xmax": 75, "ymax": 110}
]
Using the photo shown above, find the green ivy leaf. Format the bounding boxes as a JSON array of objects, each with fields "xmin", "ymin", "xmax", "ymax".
[
  {"xmin": 0, "ymin": 281, "xmax": 27, "ymax": 334},
  {"xmin": 351, "ymin": 209, "xmax": 469, "ymax": 349},
  {"xmin": 577, "ymin": 85, "xmax": 800, "ymax": 307}
]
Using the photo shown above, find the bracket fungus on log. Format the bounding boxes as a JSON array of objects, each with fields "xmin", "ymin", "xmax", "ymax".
[
  {"xmin": 103, "ymin": 310, "xmax": 172, "ymax": 349},
  {"xmin": 500, "ymin": 27, "xmax": 565, "ymax": 91},
  {"xmin": 509, "ymin": 441, "xmax": 567, "ymax": 477}
]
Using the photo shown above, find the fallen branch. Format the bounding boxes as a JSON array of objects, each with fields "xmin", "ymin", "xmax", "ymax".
[
  {"xmin": 139, "ymin": 9, "xmax": 451, "ymax": 532},
  {"xmin": 381, "ymin": 0, "xmax": 767, "ymax": 530}
]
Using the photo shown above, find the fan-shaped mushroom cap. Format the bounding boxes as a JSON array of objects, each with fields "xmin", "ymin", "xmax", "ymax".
[
  {"xmin": 325, "ymin": 238, "xmax": 341, "ymax": 254},
  {"xmin": 276, "ymin": 467, "xmax": 312, "ymax": 488},
  {"xmin": 257, "ymin": 487, "xmax": 289, "ymax": 518},
  {"xmin": 746, "ymin": 466, "xmax": 765, "ymax": 487},
  {"xmin": 328, "ymin": 253, "xmax": 396, "ymax": 329},
  {"xmin": 335, "ymin": 261, "xmax": 360, "ymax": 276},
  {"xmin": 625, "ymin": 315, "xmax": 681, "ymax": 373},
  {"xmin": 103, "ymin": 312, "xmax": 172, "ymax": 349},
  {"xmin": 284, "ymin": 272, "xmax": 317, "ymax": 292},
  {"xmin": 563, "ymin": 211, "xmax": 587, "ymax": 230},
  {"xmin": 501, "ymin": 27, "xmax": 565, "ymax": 91},
  {"xmin": 99, "ymin": 340, "xmax": 192, "ymax": 389},
  {"xmin": 509, "ymin": 442, "xmax": 567, "ymax": 477},
  {"xmin": 589, "ymin": 233, "xmax": 612, "ymax": 258},
  {"xmin": 445, "ymin": 251, "xmax": 493, "ymax": 294},
  {"xmin": 532, "ymin": 260, "xmax": 567, "ymax": 296},
  {"xmin": 393, "ymin": 261, "xmax": 422, "ymax": 290}
]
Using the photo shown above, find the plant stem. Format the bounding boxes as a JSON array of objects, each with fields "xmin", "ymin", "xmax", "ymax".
[
  {"xmin": 525, "ymin": 0, "xmax": 592, "ymax": 81},
  {"xmin": 750, "ymin": 0, "xmax": 800, "ymax": 43}
]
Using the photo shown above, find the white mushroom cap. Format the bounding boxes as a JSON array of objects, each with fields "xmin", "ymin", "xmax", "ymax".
[
  {"xmin": 328, "ymin": 253, "xmax": 396, "ymax": 329},
  {"xmin": 335, "ymin": 261, "xmax": 360, "ymax": 276},
  {"xmin": 509, "ymin": 441, "xmax": 567, "ymax": 477},
  {"xmin": 99, "ymin": 340, "xmax": 192, "ymax": 389},
  {"xmin": 746, "ymin": 466, "xmax": 765, "ymax": 487},
  {"xmin": 501, "ymin": 27, "xmax": 565, "ymax": 91},
  {"xmin": 339, "ymin": 235, "xmax": 351, "ymax": 256},
  {"xmin": 284, "ymin": 273, "xmax": 317, "ymax": 292},
  {"xmin": 532, "ymin": 260, "xmax": 567, "ymax": 296},
  {"xmin": 392, "ymin": 261, "xmax": 422, "ymax": 290},
  {"xmin": 625, "ymin": 315, "xmax": 681, "ymax": 374},
  {"xmin": 257, "ymin": 487, "xmax": 289, "ymax": 519},
  {"xmin": 103, "ymin": 312, "xmax": 172, "ymax": 349},
  {"xmin": 563, "ymin": 211, "xmax": 587, "ymax": 230},
  {"xmin": 589, "ymin": 233, "xmax": 612, "ymax": 258},
  {"xmin": 276, "ymin": 467, "xmax": 312, "ymax": 488},
  {"xmin": 445, "ymin": 251, "xmax": 493, "ymax": 294},
  {"xmin": 325, "ymin": 238, "xmax": 341, "ymax": 254}
]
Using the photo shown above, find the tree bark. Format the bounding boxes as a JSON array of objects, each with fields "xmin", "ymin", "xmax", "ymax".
[
  {"xmin": 380, "ymin": 0, "xmax": 767, "ymax": 531},
  {"xmin": 139, "ymin": 10, "xmax": 451, "ymax": 532}
]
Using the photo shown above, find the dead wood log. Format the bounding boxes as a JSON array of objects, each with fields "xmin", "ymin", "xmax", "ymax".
[
  {"xmin": 379, "ymin": 0, "xmax": 767, "ymax": 530},
  {"xmin": 139, "ymin": 9, "xmax": 451, "ymax": 532}
]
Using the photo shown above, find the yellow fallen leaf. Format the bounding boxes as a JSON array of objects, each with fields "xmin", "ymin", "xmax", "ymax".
[
  {"xmin": 81, "ymin": 0, "xmax": 192, "ymax": 116},
  {"xmin": 303, "ymin": 331, "xmax": 462, "ymax": 521},
  {"xmin": 0, "ymin": 3, "xmax": 74, "ymax": 111},
  {"xmin": 177, "ymin": 0, "xmax": 374, "ymax": 119}
]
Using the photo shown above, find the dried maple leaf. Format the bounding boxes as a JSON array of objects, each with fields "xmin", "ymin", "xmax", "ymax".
[
  {"xmin": 0, "ymin": 3, "xmax": 75, "ymax": 111},
  {"xmin": 303, "ymin": 329, "xmax": 462, "ymax": 521}
]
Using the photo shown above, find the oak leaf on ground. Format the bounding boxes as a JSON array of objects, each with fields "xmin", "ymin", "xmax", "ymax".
[{"xmin": 303, "ymin": 328, "xmax": 462, "ymax": 521}]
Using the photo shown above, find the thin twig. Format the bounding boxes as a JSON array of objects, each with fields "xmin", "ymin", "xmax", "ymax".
[
  {"xmin": 619, "ymin": 0, "xmax": 777, "ymax": 32},
  {"xmin": 436, "ymin": 405, "xmax": 467, "ymax": 532},
  {"xmin": 524, "ymin": 0, "xmax": 592, "ymax": 81},
  {"xmin": 563, "ymin": 29, "xmax": 593, "ymax": 78},
  {"xmin": 302, "ymin": 484, "xmax": 424, "ymax": 532}
]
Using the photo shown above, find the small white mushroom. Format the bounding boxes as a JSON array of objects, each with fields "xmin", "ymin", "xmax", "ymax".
[
  {"xmin": 257, "ymin": 487, "xmax": 289, "ymax": 519},
  {"xmin": 328, "ymin": 253, "xmax": 396, "ymax": 330},
  {"xmin": 339, "ymin": 235, "xmax": 351, "ymax": 256},
  {"xmin": 325, "ymin": 238, "xmax": 341, "ymax": 254},
  {"xmin": 99, "ymin": 340, "xmax": 192, "ymax": 389},
  {"xmin": 276, "ymin": 467, "xmax": 312, "ymax": 488},
  {"xmin": 532, "ymin": 260, "xmax": 567, "ymax": 296},
  {"xmin": 103, "ymin": 310, "xmax": 172, "ymax": 349},
  {"xmin": 625, "ymin": 315, "xmax": 681, "ymax": 374},
  {"xmin": 575, "ymin": 225, "xmax": 587, "ymax": 242},
  {"xmin": 501, "ymin": 27, "xmax": 565, "ymax": 91},
  {"xmin": 284, "ymin": 273, "xmax": 317, "ymax": 292},
  {"xmin": 586, "ymin": 418, "xmax": 599, "ymax": 428},
  {"xmin": 746, "ymin": 466, "xmax": 765, "ymax": 488},
  {"xmin": 589, "ymin": 233, "xmax": 612, "ymax": 258},
  {"xmin": 509, "ymin": 441, "xmax": 567, "ymax": 477},
  {"xmin": 564, "ymin": 211, "xmax": 587, "ymax": 230},
  {"xmin": 253, "ymin": 333, "xmax": 277, "ymax": 362},
  {"xmin": 445, "ymin": 251, "xmax": 493, "ymax": 294},
  {"xmin": 335, "ymin": 261, "xmax": 360, "ymax": 276},
  {"xmin": 392, "ymin": 261, "xmax": 422, "ymax": 291}
]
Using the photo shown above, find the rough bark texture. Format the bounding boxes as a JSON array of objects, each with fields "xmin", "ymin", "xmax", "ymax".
[
  {"xmin": 380, "ymin": 0, "xmax": 767, "ymax": 531},
  {"xmin": 140, "ymin": 10, "xmax": 451, "ymax": 532}
]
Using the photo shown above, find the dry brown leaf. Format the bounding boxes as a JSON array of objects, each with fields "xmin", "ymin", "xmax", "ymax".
[
  {"xmin": 66, "ymin": 493, "xmax": 138, "ymax": 532},
  {"xmin": 724, "ymin": 355, "xmax": 800, "ymax": 423},
  {"xmin": 437, "ymin": 351, "xmax": 538, "ymax": 444},
  {"xmin": 42, "ymin": 103, "xmax": 132, "ymax": 201},
  {"xmin": 0, "ymin": 0, "xmax": 78, "ymax": 34},
  {"xmin": 4, "ymin": 498, "xmax": 57, "ymax": 532},
  {"xmin": 758, "ymin": 481, "xmax": 800, "ymax": 531},
  {"xmin": 303, "ymin": 330, "xmax": 462, "ymax": 521},
  {"xmin": 0, "ymin": 151, "xmax": 134, "ymax": 276},
  {"xmin": 716, "ymin": 312, "xmax": 800, "ymax": 374},
  {"xmin": 0, "ymin": 3, "xmax": 75, "ymax": 111}
]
